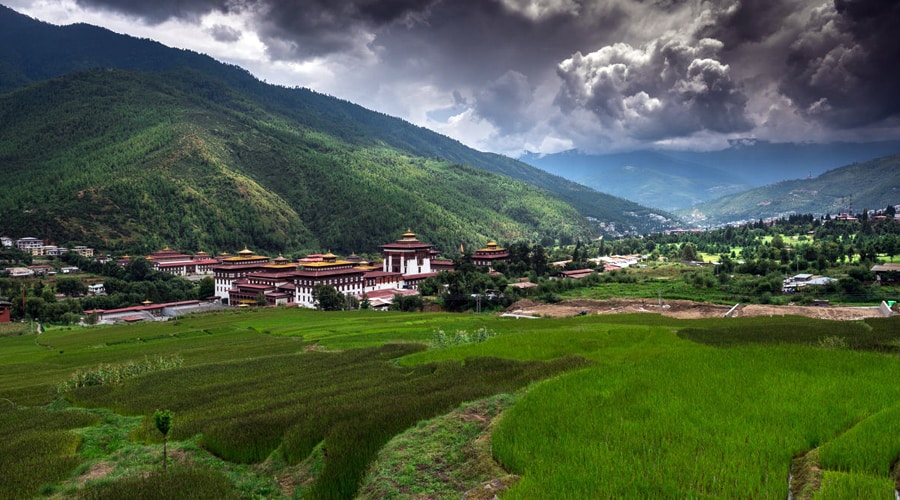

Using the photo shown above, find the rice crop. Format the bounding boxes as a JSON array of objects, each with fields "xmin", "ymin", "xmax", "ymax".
[
  {"xmin": 66, "ymin": 343, "xmax": 588, "ymax": 499},
  {"xmin": 0, "ymin": 405, "xmax": 98, "ymax": 499},
  {"xmin": 813, "ymin": 471, "xmax": 895, "ymax": 499},
  {"xmin": 818, "ymin": 404, "xmax": 900, "ymax": 476},
  {"xmin": 73, "ymin": 465, "xmax": 241, "ymax": 500},
  {"xmin": 491, "ymin": 344, "xmax": 900, "ymax": 498},
  {"xmin": 5, "ymin": 308, "xmax": 900, "ymax": 498},
  {"xmin": 678, "ymin": 315, "xmax": 900, "ymax": 351}
]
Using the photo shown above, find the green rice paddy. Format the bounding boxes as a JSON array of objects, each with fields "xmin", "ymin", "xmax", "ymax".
[{"xmin": 1, "ymin": 308, "xmax": 899, "ymax": 498}]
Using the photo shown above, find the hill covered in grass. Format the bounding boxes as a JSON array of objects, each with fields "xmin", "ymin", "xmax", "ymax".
[
  {"xmin": 679, "ymin": 154, "xmax": 900, "ymax": 226},
  {"xmin": 0, "ymin": 5, "xmax": 674, "ymax": 254}
]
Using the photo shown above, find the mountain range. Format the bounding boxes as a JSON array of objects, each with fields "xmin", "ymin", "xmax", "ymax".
[
  {"xmin": 0, "ymin": 5, "xmax": 675, "ymax": 255},
  {"xmin": 677, "ymin": 154, "xmax": 900, "ymax": 226},
  {"xmin": 520, "ymin": 139, "xmax": 900, "ymax": 211}
]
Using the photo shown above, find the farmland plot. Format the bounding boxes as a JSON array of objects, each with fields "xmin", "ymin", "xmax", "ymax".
[{"xmin": 1, "ymin": 309, "xmax": 899, "ymax": 499}]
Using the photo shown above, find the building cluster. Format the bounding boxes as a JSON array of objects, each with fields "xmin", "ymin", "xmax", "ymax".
[
  {"xmin": 99, "ymin": 230, "xmax": 510, "ymax": 310},
  {"xmin": 3, "ymin": 265, "xmax": 79, "ymax": 278},
  {"xmin": 2, "ymin": 230, "xmax": 519, "ymax": 311},
  {"xmin": 208, "ymin": 230, "xmax": 467, "ymax": 308},
  {"xmin": 1, "ymin": 236, "xmax": 94, "ymax": 257}
]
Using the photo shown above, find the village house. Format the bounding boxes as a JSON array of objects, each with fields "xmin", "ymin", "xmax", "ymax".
[
  {"xmin": 558, "ymin": 268, "xmax": 596, "ymax": 279},
  {"xmin": 84, "ymin": 300, "xmax": 223, "ymax": 324},
  {"xmin": 73, "ymin": 246, "xmax": 94, "ymax": 257},
  {"xmin": 16, "ymin": 237, "xmax": 42, "ymax": 255},
  {"xmin": 782, "ymin": 273, "xmax": 838, "ymax": 293},
  {"xmin": 146, "ymin": 248, "xmax": 220, "ymax": 277},
  {"xmin": 28, "ymin": 264, "xmax": 55, "ymax": 276},
  {"xmin": 871, "ymin": 263, "xmax": 900, "ymax": 285},
  {"xmin": 592, "ymin": 254, "xmax": 641, "ymax": 269}
]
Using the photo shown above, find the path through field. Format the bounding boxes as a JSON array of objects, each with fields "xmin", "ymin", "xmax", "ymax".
[{"xmin": 505, "ymin": 298, "xmax": 893, "ymax": 320}]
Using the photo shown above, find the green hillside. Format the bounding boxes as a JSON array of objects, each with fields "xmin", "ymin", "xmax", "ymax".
[
  {"xmin": 679, "ymin": 154, "xmax": 900, "ymax": 225},
  {"xmin": 0, "ymin": 5, "xmax": 674, "ymax": 253},
  {"xmin": 0, "ymin": 68, "xmax": 596, "ymax": 254}
]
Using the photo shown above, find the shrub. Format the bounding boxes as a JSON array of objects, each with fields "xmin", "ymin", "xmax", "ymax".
[
  {"xmin": 817, "ymin": 336, "xmax": 848, "ymax": 349},
  {"xmin": 429, "ymin": 327, "xmax": 497, "ymax": 349},
  {"xmin": 57, "ymin": 355, "xmax": 183, "ymax": 394}
]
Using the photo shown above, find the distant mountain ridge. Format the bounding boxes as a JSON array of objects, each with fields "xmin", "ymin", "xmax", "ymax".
[
  {"xmin": 0, "ymin": 5, "xmax": 675, "ymax": 253},
  {"xmin": 520, "ymin": 139, "xmax": 900, "ymax": 211},
  {"xmin": 520, "ymin": 150, "xmax": 751, "ymax": 210},
  {"xmin": 676, "ymin": 154, "xmax": 900, "ymax": 226}
]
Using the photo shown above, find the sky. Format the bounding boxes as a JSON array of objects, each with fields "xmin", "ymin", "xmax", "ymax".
[{"xmin": 7, "ymin": 0, "xmax": 900, "ymax": 156}]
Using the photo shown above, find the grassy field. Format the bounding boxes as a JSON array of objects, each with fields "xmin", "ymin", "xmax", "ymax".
[{"xmin": 2, "ymin": 308, "xmax": 900, "ymax": 498}]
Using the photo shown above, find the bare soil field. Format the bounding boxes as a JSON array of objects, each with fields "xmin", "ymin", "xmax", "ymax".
[{"xmin": 504, "ymin": 298, "xmax": 893, "ymax": 321}]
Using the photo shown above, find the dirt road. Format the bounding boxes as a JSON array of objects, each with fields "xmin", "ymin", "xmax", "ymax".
[{"xmin": 504, "ymin": 298, "xmax": 893, "ymax": 321}]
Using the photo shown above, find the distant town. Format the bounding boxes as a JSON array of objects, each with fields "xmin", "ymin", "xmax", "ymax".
[
  {"xmin": 1, "ymin": 229, "xmax": 654, "ymax": 324},
  {"xmin": 2, "ymin": 230, "xmax": 514, "ymax": 319},
  {"xmin": 3, "ymin": 207, "xmax": 899, "ymax": 326}
]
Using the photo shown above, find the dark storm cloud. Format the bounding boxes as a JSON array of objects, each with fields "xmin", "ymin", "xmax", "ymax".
[
  {"xmin": 75, "ymin": 0, "xmax": 235, "ymax": 23},
  {"xmin": 554, "ymin": 37, "xmax": 752, "ymax": 140},
  {"xmin": 209, "ymin": 24, "xmax": 241, "ymax": 42},
  {"xmin": 781, "ymin": 0, "xmax": 900, "ymax": 128},
  {"xmin": 255, "ymin": 0, "xmax": 440, "ymax": 59},
  {"xmin": 694, "ymin": 0, "xmax": 794, "ymax": 46},
  {"xmin": 60, "ymin": 0, "xmax": 900, "ymax": 150},
  {"xmin": 473, "ymin": 70, "xmax": 535, "ymax": 134}
]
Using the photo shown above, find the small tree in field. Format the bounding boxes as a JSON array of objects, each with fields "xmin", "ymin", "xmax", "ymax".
[{"xmin": 153, "ymin": 409, "xmax": 174, "ymax": 471}]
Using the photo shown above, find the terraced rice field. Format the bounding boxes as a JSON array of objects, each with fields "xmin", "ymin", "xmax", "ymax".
[{"xmin": 1, "ymin": 308, "xmax": 899, "ymax": 498}]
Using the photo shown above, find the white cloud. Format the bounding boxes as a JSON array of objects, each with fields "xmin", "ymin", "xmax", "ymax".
[{"xmin": 499, "ymin": 0, "xmax": 580, "ymax": 21}]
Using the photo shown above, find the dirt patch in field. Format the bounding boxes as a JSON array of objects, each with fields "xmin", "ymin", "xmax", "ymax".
[
  {"xmin": 505, "ymin": 298, "xmax": 889, "ymax": 321},
  {"xmin": 77, "ymin": 462, "xmax": 114, "ymax": 485}
]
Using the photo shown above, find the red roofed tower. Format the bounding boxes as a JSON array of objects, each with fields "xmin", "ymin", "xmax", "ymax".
[{"xmin": 379, "ymin": 229, "xmax": 434, "ymax": 276}]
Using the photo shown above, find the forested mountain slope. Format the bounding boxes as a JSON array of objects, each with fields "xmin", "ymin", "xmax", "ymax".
[
  {"xmin": 0, "ymin": 5, "xmax": 674, "ymax": 252},
  {"xmin": 679, "ymin": 154, "xmax": 900, "ymax": 225},
  {"xmin": 0, "ymin": 68, "xmax": 600, "ymax": 254}
]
